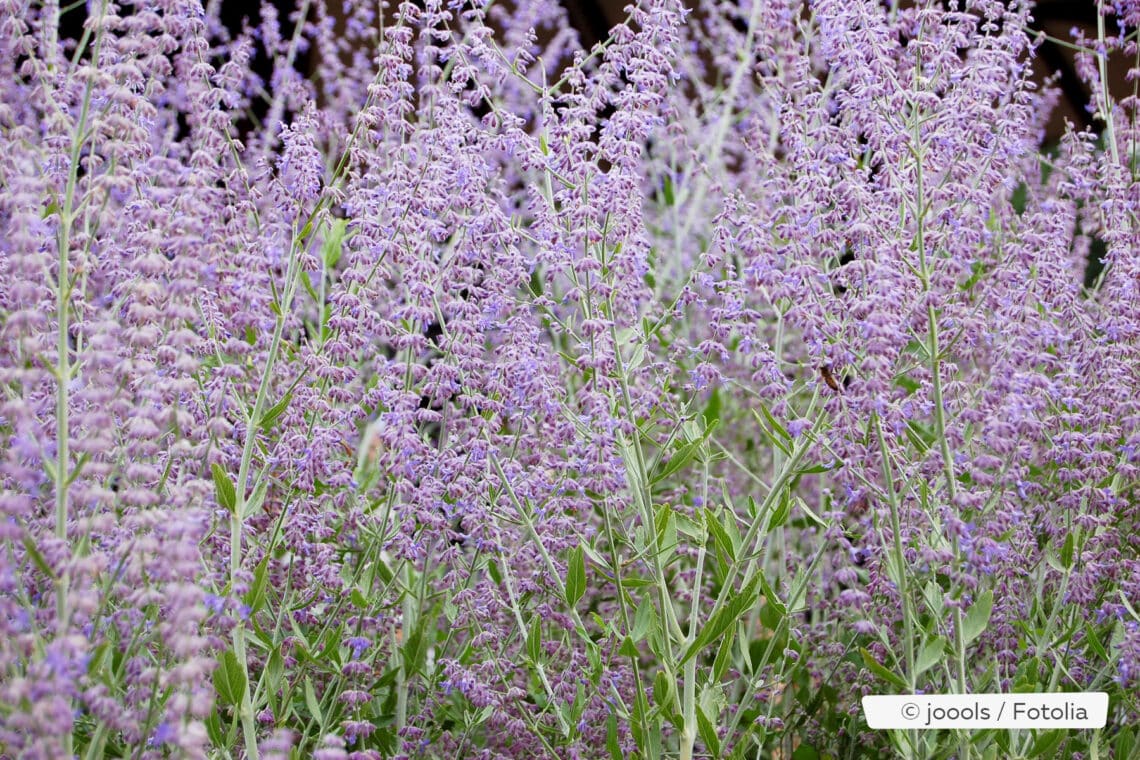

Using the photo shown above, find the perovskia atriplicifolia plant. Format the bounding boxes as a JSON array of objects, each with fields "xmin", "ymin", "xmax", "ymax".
[{"xmin": 1, "ymin": 0, "xmax": 1138, "ymax": 758}]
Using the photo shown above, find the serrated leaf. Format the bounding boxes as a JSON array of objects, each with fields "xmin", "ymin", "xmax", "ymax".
[
  {"xmin": 655, "ymin": 503, "xmax": 676, "ymax": 550},
  {"xmin": 680, "ymin": 576, "xmax": 760, "ymax": 666},
  {"xmin": 1059, "ymin": 532, "xmax": 1075, "ymax": 569},
  {"xmin": 258, "ymin": 392, "xmax": 293, "ymax": 432},
  {"xmin": 606, "ymin": 712, "xmax": 622, "ymax": 760},
  {"xmin": 244, "ymin": 555, "xmax": 270, "ymax": 614},
  {"xmin": 1084, "ymin": 623, "xmax": 1110, "ymax": 660},
  {"xmin": 701, "ymin": 386, "xmax": 721, "ymax": 428},
  {"xmin": 1121, "ymin": 590, "xmax": 1140, "ymax": 623},
  {"xmin": 793, "ymin": 496, "xmax": 828, "ymax": 528},
  {"xmin": 962, "ymin": 590, "xmax": 993, "ymax": 646},
  {"xmin": 712, "ymin": 627, "xmax": 734, "ymax": 682},
  {"xmin": 304, "ymin": 677, "xmax": 324, "ymax": 727},
  {"xmin": 21, "ymin": 536, "xmax": 56, "ymax": 580},
  {"xmin": 894, "ymin": 373, "xmax": 921, "ymax": 394},
  {"xmin": 213, "ymin": 649, "xmax": 247, "ymax": 707},
  {"xmin": 633, "ymin": 596, "xmax": 658, "ymax": 642},
  {"xmin": 769, "ymin": 492, "xmax": 792, "ymax": 529},
  {"xmin": 752, "ymin": 404, "xmax": 792, "ymax": 450},
  {"xmin": 1115, "ymin": 727, "xmax": 1137, "ymax": 760},
  {"xmin": 650, "ymin": 433, "xmax": 711, "ymax": 485},
  {"xmin": 322, "ymin": 218, "xmax": 347, "ymax": 269},
  {"xmin": 401, "ymin": 625, "xmax": 425, "ymax": 676},
  {"xmin": 705, "ymin": 508, "xmax": 736, "ymax": 563},
  {"xmin": 266, "ymin": 647, "xmax": 284, "ymax": 694},
  {"xmin": 630, "ymin": 687, "xmax": 648, "ymax": 754},
  {"xmin": 695, "ymin": 703, "xmax": 720, "ymax": 757},
  {"xmin": 915, "ymin": 636, "xmax": 946, "ymax": 677},
  {"xmin": 211, "ymin": 463, "xmax": 236, "ymax": 514},
  {"xmin": 241, "ymin": 475, "xmax": 269, "ymax": 520},
  {"xmin": 674, "ymin": 513, "xmax": 705, "ymax": 540},
  {"xmin": 1029, "ymin": 729, "xmax": 1063, "ymax": 758},
  {"xmin": 204, "ymin": 711, "xmax": 224, "ymax": 747},
  {"xmin": 758, "ymin": 574, "xmax": 786, "ymax": 619},
  {"xmin": 653, "ymin": 670, "xmax": 673, "ymax": 710},
  {"xmin": 859, "ymin": 648, "xmax": 908, "ymax": 690},
  {"xmin": 565, "ymin": 547, "xmax": 586, "ymax": 608},
  {"xmin": 528, "ymin": 615, "xmax": 543, "ymax": 663}
]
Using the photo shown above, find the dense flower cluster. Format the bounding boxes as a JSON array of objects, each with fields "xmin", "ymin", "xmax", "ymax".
[{"xmin": 1, "ymin": 0, "xmax": 1138, "ymax": 757}]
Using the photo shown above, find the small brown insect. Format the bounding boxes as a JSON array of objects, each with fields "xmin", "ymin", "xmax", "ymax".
[{"xmin": 819, "ymin": 364, "xmax": 842, "ymax": 393}]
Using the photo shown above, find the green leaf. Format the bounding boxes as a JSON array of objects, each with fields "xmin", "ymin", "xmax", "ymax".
[
  {"xmin": 322, "ymin": 218, "xmax": 348, "ymax": 269},
  {"xmin": 213, "ymin": 649, "xmax": 247, "ymax": 707},
  {"xmin": 1120, "ymin": 589, "xmax": 1140, "ymax": 623},
  {"xmin": 266, "ymin": 647, "xmax": 284, "ymax": 694},
  {"xmin": 674, "ymin": 513, "xmax": 705, "ymax": 540},
  {"xmin": 680, "ymin": 576, "xmax": 760, "ymax": 666},
  {"xmin": 633, "ymin": 596, "xmax": 658, "ymax": 643},
  {"xmin": 653, "ymin": 670, "xmax": 675, "ymax": 711},
  {"xmin": 695, "ymin": 703, "xmax": 721, "ymax": 757},
  {"xmin": 1060, "ymin": 531, "xmax": 1077, "ymax": 568},
  {"xmin": 915, "ymin": 636, "xmax": 946, "ymax": 677},
  {"xmin": 1115, "ymin": 727, "xmax": 1137, "ymax": 760},
  {"xmin": 299, "ymin": 270, "xmax": 319, "ymax": 302},
  {"xmin": 21, "ymin": 536, "xmax": 56, "ymax": 580},
  {"xmin": 962, "ymin": 590, "xmax": 994, "ymax": 646},
  {"xmin": 752, "ymin": 405, "xmax": 792, "ymax": 445},
  {"xmin": 211, "ymin": 463, "xmax": 236, "ymax": 514},
  {"xmin": 650, "ymin": 426, "xmax": 715, "ymax": 485},
  {"xmin": 859, "ymin": 648, "xmax": 908, "ymax": 690},
  {"xmin": 712, "ymin": 627, "xmax": 734, "ymax": 682},
  {"xmin": 791, "ymin": 745, "xmax": 821, "ymax": 760},
  {"xmin": 758, "ymin": 573, "xmax": 786, "ymax": 620},
  {"xmin": 401, "ymin": 624, "xmax": 426, "ymax": 676},
  {"xmin": 204, "ymin": 711, "xmax": 225, "ymax": 747},
  {"xmin": 655, "ymin": 503, "xmax": 677, "ymax": 558},
  {"xmin": 244, "ymin": 554, "xmax": 270, "ymax": 614},
  {"xmin": 705, "ymin": 508, "xmax": 736, "ymax": 563},
  {"xmin": 630, "ymin": 686, "xmax": 651, "ymax": 756},
  {"xmin": 894, "ymin": 373, "xmax": 921, "ymax": 394},
  {"xmin": 1084, "ymin": 623, "xmax": 1110, "ymax": 661},
  {"xmin": 527, "ymin": 615, "xmax": 543, "ymax": 663},
  {"xmin": 792, "ymin": 496, "xmax": 828, "ymax": 529},
  {"xmin": 258, "ymin": 392, "xmax": 293, "ymax": 432},
  {"xmin": 662, "ymin": 174, "xmax": 675, "ymax": 207},
  {"xmin": 565, "ymin": 547, "xmax": 586, "ymax": 608},
  {"xmin": 904, "ymin": 420, "xmax": 935, "ymax": 453},
  {"xmin": 241, "ymin": 474, "xmax": 269, "ymax": 520},
  {"xmin": 769, "ymin": 492, "xmax": 792, "ymax": 529},
  {"xmin": 1028, "ymin": 729, "xmax": 1063, "ymax": 758},
  {"xmin": 606, "ymin": 712, "xmax": 622, "ymax": 760},
  {"xmin": 701, "ymin": 386, "xmax": 721, "ymax": 428},
  {"xmin": 304, "ymin": 676, "xmax": 324, "ymax": 728}
]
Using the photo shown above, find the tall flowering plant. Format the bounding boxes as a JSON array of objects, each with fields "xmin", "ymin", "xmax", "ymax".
[{"xmin": 1, "ymin": 0, "xmax": 1138, "ymax": 758}]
